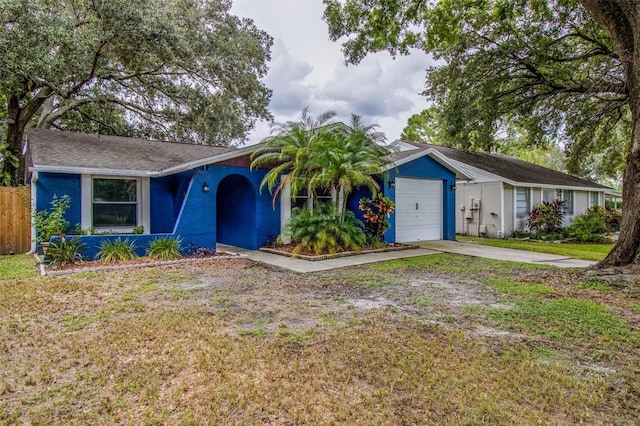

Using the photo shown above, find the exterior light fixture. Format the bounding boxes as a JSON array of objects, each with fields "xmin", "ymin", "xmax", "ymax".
[
  {"xmin": 450, "ymin": 183, "xmax": 457, "ymax": 191},
  {"xmin": 202, "ymin": 182, "xmax": 210, "ymax": 193},
  {"xmin": 388, "ymin": 179, "xmax": 395, "ymax": 188}
]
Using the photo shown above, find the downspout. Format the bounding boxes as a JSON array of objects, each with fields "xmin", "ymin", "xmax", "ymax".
[
  {"xmin": 500, "ymin": 183, "xmax": 505, "ymax": 238},
  {"xmin": 28, "ymin": 171, "xmax": 38, "ymax": 254}
]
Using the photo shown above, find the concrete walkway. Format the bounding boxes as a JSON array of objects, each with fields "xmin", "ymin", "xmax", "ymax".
[
  {"xmin": 218, "ymin": 240, "xmax": 596, "ymax": 273},
  {"xmin": 217, "ymin": 244, "xmax": 440, "ymax": 273}
]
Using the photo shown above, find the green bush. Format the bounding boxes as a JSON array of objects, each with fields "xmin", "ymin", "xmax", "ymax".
[
  {"xmin": 33, "ymin": 194, "xmax": 71, "ymax": 242},
  {"xmin": 567, "ymin": 212, "xmax": 607, "ymax": 242},
  {"xmin": 147, "ymin": 236, "xmax": 183, "ymax": 260},
  {"xmin": 96, "ymin": 238, "xmax": 137, "ymax": 263},
  {"xmin": 45, "ymin": 236, "xmax": 86, "ymax": 267},
  {"xmin": 526, "ymin": 199, "xmax": 565, "ymax": 235},
  {"xmin": 285, "ymin": 204, "xmax": 366, "ymax": 255},
  {"xmin": 586, "ymin": 205, "xmax": 621, "ymax": 233}
]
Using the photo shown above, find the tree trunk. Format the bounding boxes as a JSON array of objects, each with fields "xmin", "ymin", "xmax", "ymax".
[
  {"xmin": 582, "ymin": 1, "xmax": 640, "ymax": 267},
  {"xmin": 2, "ymin": 90, "xmax": 51, "ymax": 186},
  {"xmin": 3, "ymin": 96, "xmax": 27, "ymax": 186},
  {"xmin": 601, "ymin": 120, "xmax": 640, "ymax": 267}
]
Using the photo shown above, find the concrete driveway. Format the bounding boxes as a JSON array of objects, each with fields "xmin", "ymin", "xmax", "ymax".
[
  {"xmin": 219, "ymin": 240, "xmax": 596, "ymax": 273},
  {"xmin": 416, "ymin": 240, "xmax": 597, "ymax": 268}
]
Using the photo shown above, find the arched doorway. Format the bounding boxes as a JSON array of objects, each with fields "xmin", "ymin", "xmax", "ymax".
[{"xmin": 216, "ymin": 174, "xmax": 257, "ymax": 249}]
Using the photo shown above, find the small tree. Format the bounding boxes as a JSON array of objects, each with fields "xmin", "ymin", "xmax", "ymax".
[
  {"xmin": 33, "ymin": 195, "xmax": 71, "ymax": 242},
  {"xmin": 359, "ymin": 193, "xmax": 395, "ymax": 241}
]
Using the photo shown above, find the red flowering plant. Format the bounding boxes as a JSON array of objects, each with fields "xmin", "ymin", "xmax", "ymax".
[{"xmin": 358, "ymin": 193, "xmax": 396, "ymax": 241}]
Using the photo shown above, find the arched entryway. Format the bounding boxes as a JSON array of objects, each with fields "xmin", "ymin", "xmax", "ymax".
[{"xmin": 216, "ymin": 174, "xmax": 257, "ymax": 249}]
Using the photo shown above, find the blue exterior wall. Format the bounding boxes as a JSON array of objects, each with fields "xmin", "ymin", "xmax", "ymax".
[
  {"xmin": 36, "ymin": 164, "xmax": 281, "ymax": 257},
  {"xmin": 35, "ymin": 172, "xmax": 82, "ymax": 232},
  {"xmin": 383, "ymin": 156, "xmax": 457, "ymax": 242},
  {"xmin": 150, "ymin": 171, "xmax": 193, "ymax": 234}
]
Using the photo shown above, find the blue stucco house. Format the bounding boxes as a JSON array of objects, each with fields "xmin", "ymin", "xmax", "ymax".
[{"xmin": 26, "ymin": 129, "xmax": 471, "ymax": 258}]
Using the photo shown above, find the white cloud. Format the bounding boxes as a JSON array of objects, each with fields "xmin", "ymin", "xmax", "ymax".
[
  {"xmin": 231, "ymin": 0, "xmax": 436, "ymax": 144},
  {"xmin": 264, "ymin": 40, "xmax": 315, "ymax": 114}
]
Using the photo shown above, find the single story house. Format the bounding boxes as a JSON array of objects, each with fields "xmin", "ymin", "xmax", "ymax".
[
  {"xmin": 390, "ymin": 140, "xmax": 615, "ymax": 238},
  {"xmin": 26, "ymin": 129, "xmax": 471, "ymax": 258}
]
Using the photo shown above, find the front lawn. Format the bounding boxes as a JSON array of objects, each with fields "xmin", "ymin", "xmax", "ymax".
[
  {"xmin": 1, "ymin": 254, "xmax": 638, "ymax": 424},
  {"xmin": 457, "ymin": 235, "xmax": 613, "ymax": 261}
]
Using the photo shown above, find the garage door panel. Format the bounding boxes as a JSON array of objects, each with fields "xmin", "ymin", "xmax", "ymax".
[{"xmin": 395, "ymin": 178, "xmax": 442, "ymax": 242}]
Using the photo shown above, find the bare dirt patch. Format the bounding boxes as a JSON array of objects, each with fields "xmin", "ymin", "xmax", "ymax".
[{"xmin": 2, "ymin": 254, "xmax": 639, "ymax": 424}]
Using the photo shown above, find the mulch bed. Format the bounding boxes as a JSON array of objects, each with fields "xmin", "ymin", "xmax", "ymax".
[
  {"xmin": 37, "ymin": 251, "xmax": 244, "ymax": 277},
  {"xmin": 259, "ymin": 243, "xmax": 415, "ymax": 261}
]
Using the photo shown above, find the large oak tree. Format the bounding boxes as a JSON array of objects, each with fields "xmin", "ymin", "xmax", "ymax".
[
  {"xmin": 324, "ymin": 0, "xmax": 640, "ymax": 268},
  {"xmin": 1, "ymin": 0, "xmax": 272, "ymax": 185}
]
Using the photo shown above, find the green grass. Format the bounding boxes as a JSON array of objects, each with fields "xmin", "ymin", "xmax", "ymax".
[
  {"xmin": 1, "ymin": 255, "xmax": 638, "ymax": 423},
  {"xmin": 488, "ymin": 296, "xmax": 636, "ymax": 343},
  {"xmin": 0, "ymin": 254, "xmax": 38, "ymax": 280},
  {"xmin": 371, "ymin": 253, "xmax": 548, "ymax": 275},
  {"xmin": 458, "ymin": 235, "xmax": 613, "ymax": 261},
  {"xmin": 485, "ymin": 277, "xmax": 556, "ymax": 296}
]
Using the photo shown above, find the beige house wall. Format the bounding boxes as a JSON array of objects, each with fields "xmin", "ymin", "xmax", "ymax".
[
  {"xmin": 455, "ymin": 182, "xmax": 607, "ymax": 238},
  {"xmin": 455, "ymin": 181, "xmax": 503, "ymax": 238}
]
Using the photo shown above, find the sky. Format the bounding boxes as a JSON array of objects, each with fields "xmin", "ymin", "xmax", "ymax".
[{"xmin": 230, "ymin": 0, "xmax": 436, "ymax": 145}]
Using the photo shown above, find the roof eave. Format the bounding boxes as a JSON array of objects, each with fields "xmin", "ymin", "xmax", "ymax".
[
  {"xmin": 384, "ymin": 148, "xmax": 474, "ymax": 181},
  {"xmin": 154, "ymin": 144, "xmax": 258, "ymax": 177},
  {"xmin": 30, "ymin": 165, "xmax": 153, "ymax": 177}
]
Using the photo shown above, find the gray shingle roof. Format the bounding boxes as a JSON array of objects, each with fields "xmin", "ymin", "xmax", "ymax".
[
  {"xmin": 27, "ymin": 129, "xmax": 236, "ymax": 174},
  {"xmin": 391, "ymin": 140, "xmax": 611, "ymax": 190}
]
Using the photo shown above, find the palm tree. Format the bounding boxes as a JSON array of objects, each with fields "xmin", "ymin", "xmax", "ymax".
[
  {"xmin": 250, "ymin": 108, "xmax": 337, "ymax": 209},
  {"xmin": 314, "ymin": 115, "xmax": 391, "ymax": 220}
]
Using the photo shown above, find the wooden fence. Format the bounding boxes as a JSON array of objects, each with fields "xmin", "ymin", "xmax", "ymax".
[{"xmin": 0, "ymin": 186, "xmax": 31, "ymax": 255}]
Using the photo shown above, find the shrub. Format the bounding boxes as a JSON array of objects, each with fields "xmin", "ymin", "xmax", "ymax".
[
  {"xmin": 567, "ymin": 212, "xmax": 607, "ymax": 242},
  {"xmin": 586, "ymin": 205, "xmax": 621, "ymax": 233},
  {"xmin": 285, "ymin": 204, "xmax": 366, "ymax": 255},
  {"xmin": 527, "ymin": 199, "xmax": 565, "ymax": 235},
  {"xmin": 147, "ymin": 236, "xmax": 183, "ymax": 260},
  {"xmin": 96, "ymin": 238, "xmax": 137, "ymax": 263},
  {"xmin": 45, "ymin": 236, "xmax": 86, "ymax": 267},
  {"xmin": 359, "ymin": 193, "xmax": 395, "ymax": 241},
  {"xmin": 33, "ymin": 194, "xmax": 71, "ymax": 242}
]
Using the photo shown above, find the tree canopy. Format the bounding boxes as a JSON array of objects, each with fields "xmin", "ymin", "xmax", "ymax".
[
  {"xmin": 250, "ymin": 109, "xmax": 390, "ymax": 218},
  {"xmin": 324, "ymin": 0, "xmax": 640, "ymax": 268},
  {"xmin": 1, "ymin": 0, "xmax": 273, "ymax": 184},
  {"xmin": 324, "ymin": 0, "xmax": 628, "ymax": 182}
]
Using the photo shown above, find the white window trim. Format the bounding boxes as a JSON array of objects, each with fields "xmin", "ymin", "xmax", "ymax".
[
  {"xmin": 514, "ymin": 186, "xmax": 531, "ymax": 232},
  {"xmin": 560, "ymin": 189, "xmax": 575, "ymax": 216},
  {"xmin": 81, "ymin": 175, "xmax": 150, "ymax": 233},
  {"xmin": 514, "ymin": 186, "xmax": 531, "ymax": 218}
]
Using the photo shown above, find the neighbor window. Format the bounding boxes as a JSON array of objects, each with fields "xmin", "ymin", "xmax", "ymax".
[
  {"xmin": 542, "ymin": 188, "xmax": 557, "ymax": 203},
  {"xmin": 589, "ymin": 191, "xmax": 599, "ymax": 207},
  {"xmin": 515, "ymin": 187, "xmax": 530, "ymax": 218},
  {"xmin": 561, "ymin": 190, "xmax": 574, "ymax": 215},
  {"xmin": 92, "ymin": 178, "xmax": 138, "ymax": 227}
]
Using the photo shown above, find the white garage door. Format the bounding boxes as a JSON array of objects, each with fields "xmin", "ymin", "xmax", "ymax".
[{"xmin": 395, "ymin": 178, "xmax": 443, "ymax": 242}]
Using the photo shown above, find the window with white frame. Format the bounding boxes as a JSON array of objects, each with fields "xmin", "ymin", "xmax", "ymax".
[
  {"xmin": 515, "ymin": 187, "xmax": 530, "ymax": 218},
  {"xmin": 561, "ymin": 189, "xmax": 574, "ymax": 215},
  {"xmin": 291, "ymin": 187, "xmax": 333, "ymax": 210},
  {"xmin": 92, "ymin": 178, "xmax": 139, "ymax": 227},
  {"xmin": 589, "ymin": 191, "xmax": 599, "ymax": 207},
  {"xmin": 541, "ymin": 188, "xmax": 556, "ymax": 203}
]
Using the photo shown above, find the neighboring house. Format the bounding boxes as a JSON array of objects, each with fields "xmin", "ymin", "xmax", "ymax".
[
  {"xmin": 391, "ymin": 140, "xmax": 616, "ymax": 238},
  {"xmin": 26, "ymin": 129, "xmax": 471, "ymax": 257}
]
